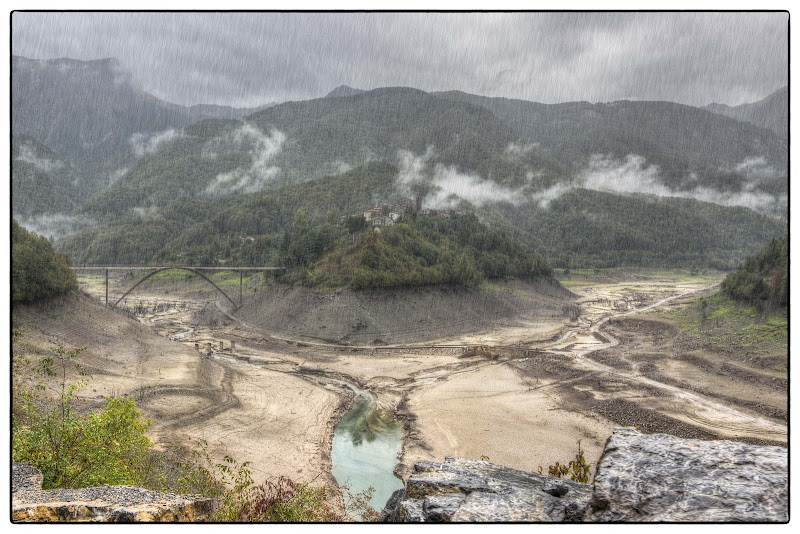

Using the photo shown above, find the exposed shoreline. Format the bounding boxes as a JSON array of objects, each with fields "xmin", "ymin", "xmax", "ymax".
[{"xmin": 13, "ymin": 270, "xmax": 786, "ymax": 520}]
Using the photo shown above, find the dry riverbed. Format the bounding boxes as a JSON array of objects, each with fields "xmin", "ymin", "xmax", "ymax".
[{"xmin": 13, "ymin": 269, "xmax": 787, "ymax": 513}]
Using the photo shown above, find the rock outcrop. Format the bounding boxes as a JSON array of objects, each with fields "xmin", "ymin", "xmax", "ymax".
[
  {"xmin": 585, "ymin": 427, "xmax": 788, "ymax": 522},
  {"xmin": 12, "ymin": 463, "xmax": 213, "ymax": 523},
  {"xmin": 378, "ymin": 457, "xmax": 593, "ymax": 522},
  {"xmin": 381, "ymin": 428, "xmax": 788, "ymax": 523}
]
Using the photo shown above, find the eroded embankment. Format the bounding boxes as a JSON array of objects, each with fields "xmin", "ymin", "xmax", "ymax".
[
  {"xmin": 235, "ymin": 278, "xmax": 576, "ymax": 345},
  {"xmin": 11, "ymin": 291, "xmax": 350, "ymax": 501}
]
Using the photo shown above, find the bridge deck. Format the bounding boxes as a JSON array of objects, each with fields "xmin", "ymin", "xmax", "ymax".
[{"xmin": 72, "ymin": 266, "xmax": 283, "ymax": 270}]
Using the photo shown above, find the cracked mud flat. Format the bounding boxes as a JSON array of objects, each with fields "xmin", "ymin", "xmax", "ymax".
[{"xmin": 14, "ymin": 270, "xmax": 787, "ymax": 510}]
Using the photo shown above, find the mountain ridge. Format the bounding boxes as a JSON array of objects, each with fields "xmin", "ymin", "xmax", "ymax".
[{"xmin": 702, "ymin": 86, "xmax": 787, "ymax": 136}]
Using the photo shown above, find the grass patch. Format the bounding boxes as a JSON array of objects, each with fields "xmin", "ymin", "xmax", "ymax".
[
  {"xmin": 554, "ymin": 267, "xmax": 719, "ymax": 287},
  {"xmin": 149, "ymin": 269, "xmax": 196, "ymax": 282},
  {"xmin": 210, "ymin": 271, "xmax": 251, "ymax": 286},
  {"xmin": 655, "ymin": 291, "xmax": 787, "ymax": 358}
]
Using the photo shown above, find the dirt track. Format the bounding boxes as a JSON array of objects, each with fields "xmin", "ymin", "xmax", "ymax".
[{"xmin": 14, "ymin": 270, "xmax": 787, "ymax": 504}]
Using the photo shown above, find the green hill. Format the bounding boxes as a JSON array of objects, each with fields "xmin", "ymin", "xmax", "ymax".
[
  {"xmin": 82, "ymin": 87, "xmax": 571, "ymax": 216},
  {"xmin": 487, "ymin": 188, "xmax": 786, "ymax": 270},
  {"xmin": 289, "ymin": 212, "xmax": 552, "ymax": 290},
  {"xmin": 12, "ymin": 219, "xmax": 77, "ymax": 303}
]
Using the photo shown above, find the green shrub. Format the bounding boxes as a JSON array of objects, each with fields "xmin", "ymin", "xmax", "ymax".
[
  {"xmin": 12, "ymin": 343, "xmax": 153, "ymax": 489},
  {"xmin": 722, "ymin": 233, "xmax": 788, "ymax": 309}
]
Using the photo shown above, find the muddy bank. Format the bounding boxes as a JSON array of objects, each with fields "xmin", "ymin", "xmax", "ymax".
[
  {"xmin": 235, "ymin": 278, "xmax": 575, "ymax": 345},
  {"xmin": 12, "ymin": 292, "xmax": 351, "ymax": 496}
]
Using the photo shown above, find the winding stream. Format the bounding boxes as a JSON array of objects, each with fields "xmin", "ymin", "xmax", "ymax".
[{"xmin": 331, "ymin": 394, "xmax": 404, "ymax": 520}]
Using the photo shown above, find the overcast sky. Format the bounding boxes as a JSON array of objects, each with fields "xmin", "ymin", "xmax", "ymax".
[{"xmin": 11, "ymin": 11, "xmax": 788, "ymax": 108}]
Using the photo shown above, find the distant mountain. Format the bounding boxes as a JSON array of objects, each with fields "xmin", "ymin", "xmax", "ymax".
[
  {"xmin": 85, "ymin": 86, "xmax": 570, "ymax": 215},
  {"xmin": 185, "ymin": 102, "xmax": 275, "ymax": 121},
  {"xmin": 13, "ymin": 55, "xmax": 785, "ymax": 271},
  {"xmin": 11, "ymin": 55, "xmax": 274, "ymax": 188},
  {"xmin": 11, "ymin": 135, "xmax": 88, "ymax": 218},
  {"xmin": 247, "ymin": 86, "xmax": 567, "ymax": 182},
  {"xmin": 703, "ymin": 86, "xmax": 787, "ymax": 138},
  {"xmin": 432, "ymin": 90, "xmax": 787, "ymax": 193},
  {"xmin": 85, "ymin": 82, "xmax": 788, "ymax": 221},
  {"xmin": 325, "ymin": 85, "xmax": 366, "ymax": 98}
]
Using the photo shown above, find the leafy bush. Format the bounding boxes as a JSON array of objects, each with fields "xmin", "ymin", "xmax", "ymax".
[
  {"xmin": 12, "ymin": 343, "xmax": 153, "ymax": 489},
  {"xmin": 142, "ymin": 438, "xmax": 374, "ymax": 522}
]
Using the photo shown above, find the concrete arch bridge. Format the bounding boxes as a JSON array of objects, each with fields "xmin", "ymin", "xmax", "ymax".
[{"xmin": 71, "ymin": 266, "xmax": 283, "ymax": 310}]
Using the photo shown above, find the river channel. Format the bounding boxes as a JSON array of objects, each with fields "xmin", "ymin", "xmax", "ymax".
[{"xmin": 331, "ymin": 394, "xmax": 404, "ymax": 520}]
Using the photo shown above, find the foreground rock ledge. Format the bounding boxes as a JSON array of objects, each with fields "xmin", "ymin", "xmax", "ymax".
[
  {"xmin": 380, "ymin": 428, "xmax": 788, "ymax": 523},
  {"xmin": 12, "ymin": 463, "xmax": 212, "ymax": 523}
]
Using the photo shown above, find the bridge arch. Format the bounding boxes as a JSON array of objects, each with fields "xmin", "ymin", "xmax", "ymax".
[{"xmin": 112, "ymin": 267, "xmax": 239, "ymax": 309}]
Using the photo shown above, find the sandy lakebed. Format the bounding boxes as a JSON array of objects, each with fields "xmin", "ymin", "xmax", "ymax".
[{"xmin": 13, "ymin": 270, "xmax": 787, "ymax": 515}]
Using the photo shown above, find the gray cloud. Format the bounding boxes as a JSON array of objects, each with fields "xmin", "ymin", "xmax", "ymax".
[
  {"xmin": 397, "ymin": 148, "xmax": 529, "ymax": 209},
  {"xmin": 16, "ymin": 143, "xmax": 64, "ymax": 173},
  {"xmin": 17, "ymin": 213, "xmax": 96, "ymax": 241},
  {"xmin": 578, "ymin": 154, "xmax": 786, "ymax": 217},
  {"xmin": 11, "ymin": 12, "xmax": 787, "ymax": 107},
  {"xmin": 130, "ymin": 129, "xmax": 181, "ymax": 157},
  {"xmin": 205, "ymin": 124, "xmax": 286, "ymax": 196}
]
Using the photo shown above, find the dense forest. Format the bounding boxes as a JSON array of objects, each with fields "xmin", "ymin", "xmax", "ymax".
[
  {"xmin": 491, "ymin": 189, "xmax": 786, "ymax": 270},
  {"xmin": 284, "ymin": 212, "xmax": 552, "ymax": 290},
  {"xmin": 12, "ymin": 219, "xmax": 77, "ymax": 303},
  {"xmin": 55, "ymin": 161, "xmax": 785, "ymax": 275}
]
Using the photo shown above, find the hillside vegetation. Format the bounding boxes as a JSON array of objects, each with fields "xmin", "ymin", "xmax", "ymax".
[
  {"xmin": 57, "ymin": 161, "xmax": 785, "ymax": 274},
  {"xmin": 12, "ymin": 219, "xmax": 77, "ymax": 303},
  {"xmin": 13, "ymin": 57, "xmax": 783, "ymax": 276},
  {"xmin": 288, "ymin": 212, "xmax": 552, "ymax": 290},
  {"xmin": 722, "ymin": 233, "xmax": 788, "ymax": 310},
  {"xmin": 491, "ymin": 189, "xmax": 786, "ymax": 270},
  {"xmin": 433, "ymin": 90, "xmax": 787, "ymax": 191}
]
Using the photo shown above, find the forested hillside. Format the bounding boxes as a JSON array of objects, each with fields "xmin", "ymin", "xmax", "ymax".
[
  {"xmin": 432, "ymin": 90, "xmax": 787, "ymax": 197},
  {"xmin": 11, "ymin": 135, "xmax": 93, "ymax": 217},
  {"xmin": 489, "ymin": 188, "xmax": 786, "ymax": 270},
  {"xmin": 56, "ymin": 160, "xmax": 785, "ymax": 274},
  {"xmin": 12, "ymin": 55, "xmax": 787, "ymax": 276},
  {"xmin": 288, "ymin": 212, "xmax": 552, "ymax": 290},
  {"xmin": 722, "ymin": 233, "xmax": 788, "ymax": 310},
  {"xmin": 12, "ymin": 55, "xmax": 274, "ymax": 199},
  {"xmin": 12, "ymin": 219, "xmax": 77, "ymax": 303}
]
